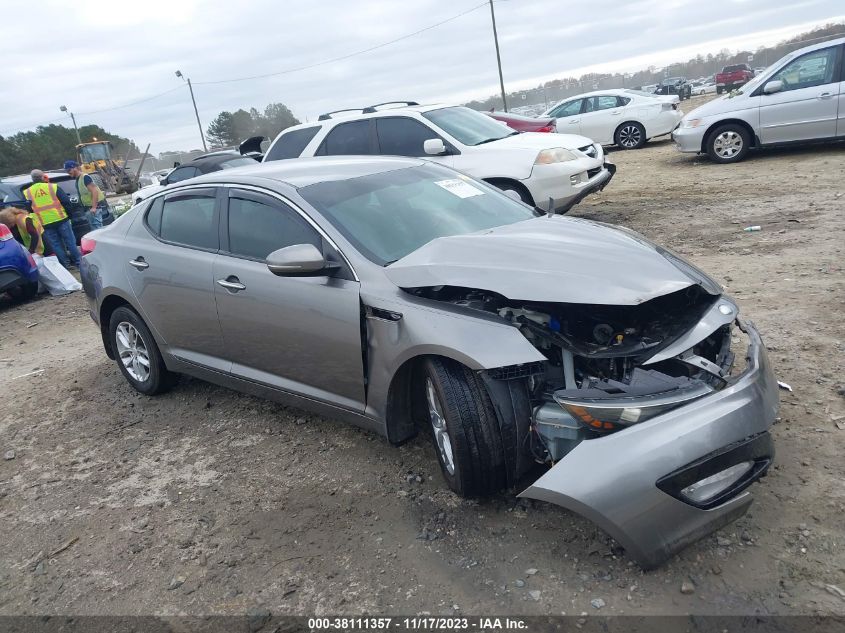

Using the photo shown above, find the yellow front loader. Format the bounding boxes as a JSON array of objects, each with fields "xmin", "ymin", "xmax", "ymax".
[{"xmin": 76, "ymin": 140, "xmax": 138, "ymax": 195}]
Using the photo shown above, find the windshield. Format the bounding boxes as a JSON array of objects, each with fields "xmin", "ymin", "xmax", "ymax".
[
  {"xmin": 662, "ymin": 77, "xmax": 683, "ymax": 84},
  {"xmin": 79, "ymin": 143, "xmax": 110, "ymax": 162},
  {"xmin": 0, "ymin": 183, "xmax": 23, "ymax": 205},
  {"xmin": 299, "ymin": 164, "xmax": 538, "ymax": 265},
  {"xmin": 423, "ymin": 106, "xmax": 516, "ymax": 146}
]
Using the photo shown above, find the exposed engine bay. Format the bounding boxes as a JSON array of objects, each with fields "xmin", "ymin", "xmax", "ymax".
[{"xmin": 408, "ymin": 284, "xmax": 739, "ymax": 464}]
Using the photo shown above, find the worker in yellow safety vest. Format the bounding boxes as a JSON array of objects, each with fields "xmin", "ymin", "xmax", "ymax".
[
  {"xmin": 23, "ymin": 169, "xmax": 80, "ymax": 268},
  {"xmin": 0, "ymin": 207, "xmax": 45, "ymax": 255},
  {"xmin": 64, "ymin": 160, "xmax": 109, "ymax": 229}
]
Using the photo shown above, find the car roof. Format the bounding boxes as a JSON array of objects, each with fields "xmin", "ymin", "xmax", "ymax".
[
  {"xmin": 276, "ymin": 103, "xmax": 455, "ymax": 137},
  {"xmin": 1, "ymin": 171, "xmax": 72, "ymax": 186},
  {"xmin": 186, "ymin": 155, "xmax": 427, "ymax": 189},
  {"xmin": 187, "ymin": 151, "xmax": 245, "ymax": 166}
]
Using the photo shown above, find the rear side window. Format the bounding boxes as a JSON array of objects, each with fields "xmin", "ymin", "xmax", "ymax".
[
  {"xmin": 226, "ymin": 192, "xmax": 320, "ymax": 260},
  {"xmin": 618, "ymin": 96, "xmax": 632, "ymax": 106},
  {"xmin": 265, "ymin": 126, "xmax": 321, "ymax": 161},
  {"xmin": 317, "ymin": 120, "xmax": 372, "ymax": 155},
  {"xmin": 167, "ymin": 166, "xmax": 199, "ymax": 183},
  {"xmin": 376, "ymin": 117, "xmax": 438, "ymax": 157},
  {"xmin": 158, "ymin": 193, "xmax": 217, "ymax": 250}
]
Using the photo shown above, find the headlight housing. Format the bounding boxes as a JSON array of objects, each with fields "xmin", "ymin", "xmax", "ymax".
[
  {"xmin": 681, "ymin": 118, "xmax": 704, "ymax": 128},
  {"xmin": 535, "ymin": 148, "xmax": 578, "ymax": 164}
]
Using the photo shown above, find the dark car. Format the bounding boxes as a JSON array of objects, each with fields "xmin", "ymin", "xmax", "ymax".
[
  {"xmin": 0, "ymin": 172, "xmax": 114, "ymax": 244},
  {"xmin": 655, "ymin": 77, "xmax": 692, "ymax": 100},
  {"xmin": 133, "ymin": 151, "xmax": 258, "ymax": 204},
  {"xmin": 484, "ymin": 111, "xmax": 556, "ymax": 133}
]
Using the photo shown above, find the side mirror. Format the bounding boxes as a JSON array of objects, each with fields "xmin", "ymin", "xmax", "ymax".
[
  {"xmin": 266, "ymin": 243, "xmax": 339, "ymax": 276},
  {"xmin": 424, "ymin": 138, "xmax": 448, "ymax": 156},
  {"xmin": 763, "ymin": 80, "xmax": 783, "ymax": 95}
]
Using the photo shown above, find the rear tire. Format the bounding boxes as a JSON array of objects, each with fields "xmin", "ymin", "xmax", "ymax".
[
  {"xmin": 109, "ymin": 306, "xmax": 178, "ymax": 395},
  {"xmin": 706, "ymin": 123, "xmax": 750, "ymax": 164},
  {"xmin": 421, "ymin": 357, "xmax": 506, "ymax": 498},
  {"xmin": 614, "ymin": 122, "xmax": 646, "ymax": 149},
  {"xmin": 7, "ymin": 281, "xmax": 38, "ymax": 301}
]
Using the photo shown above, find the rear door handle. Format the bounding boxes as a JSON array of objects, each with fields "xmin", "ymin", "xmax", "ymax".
[
  {"xmin": 216, "ymin": 277, "xmax": 246, "ymax": 292},
  {"xmin": 129, "ymin": 257, "xmax": 149, "ymax": 270},
  {"xmin": 569, "ymin": 119, "xmax": 580, "ymax": 124},
  {"xmin": 818, "ymin": 92, "xmax": 833, "ymax": 99}
]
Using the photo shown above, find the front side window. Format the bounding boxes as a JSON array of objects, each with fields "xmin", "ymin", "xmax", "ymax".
[
  {"xmin": 770, "ymin": 47, "xmax": 839, "ymax": 91},
  {"xmin": 318, "ymin": 120, "xmax": 372, "ymax": 155},
  {"xmin": 299, "ymin": 164, "xmax": 537, "ymax": 265},
  {"xmin": 158, "ymin": 193, "xmax": 217, "ymax": 250},
  {"xmin": 265, "ymin": 126, "xmax": 321, "ymax": 161},
  {"xmin": 376, "ymin": 117, "xmax": 440, "ymax": 156},
  {"xmin": 549, "ymin": 100, "xmax": 583, "ymax": 118},
  {"xmin": 226, "ymin": 193, "xmax": 320, "ymax": 260},
  {"xmin": 422, "ymin": 107, "xmax": 516, "ymax": 146}
]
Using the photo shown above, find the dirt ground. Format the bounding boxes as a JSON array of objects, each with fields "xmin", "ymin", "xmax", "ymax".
[{"xmin": 2, "ymin": 100, "xmax": 844, "ymax": 617}]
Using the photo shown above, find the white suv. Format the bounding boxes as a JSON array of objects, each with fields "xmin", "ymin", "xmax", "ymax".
[{"xmin": 263, "ymin": 102, "xmax": 615, "ymax": 212}]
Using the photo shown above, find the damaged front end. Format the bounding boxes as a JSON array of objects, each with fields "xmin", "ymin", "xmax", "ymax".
[{"xmin": 406, "ymin": 282, "xmax": 778, "ymax": 568}]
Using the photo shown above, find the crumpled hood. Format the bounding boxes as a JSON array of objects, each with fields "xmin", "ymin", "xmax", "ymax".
[
  {"xmin": 385, "ymin": 217, "xmax": 699, "ymax": 305},
  {"xmin": 488, "ymin": 131, "xmax": 595, "ymax": 151}
]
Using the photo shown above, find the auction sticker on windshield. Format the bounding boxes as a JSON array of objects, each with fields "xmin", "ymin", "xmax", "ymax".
[{"xmin": 434, "ymin": 179, "xmax": 484, "ymax": 199}]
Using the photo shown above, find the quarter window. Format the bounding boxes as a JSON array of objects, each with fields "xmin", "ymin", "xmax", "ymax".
[
  {"xmin": 318, "ymin": 120, "xmax": 372, "ymax": 155},
  {"xmin": 264, "ymin": 126, "xmax": 321, "ymax": 161},
  {"xmin": 158, "ymin": 193, "xmax": 217, "ymax": 250},
  {"xmin": 770, "ymin": 47, "xmax": 838, "ymax": 91},
  {"xmin": 226, "ymin": 194, "xmax": 320, "ymax": 260},
  {"xmin": 376, "ymin": 117, "xmax": 439, "ymax": 157}
]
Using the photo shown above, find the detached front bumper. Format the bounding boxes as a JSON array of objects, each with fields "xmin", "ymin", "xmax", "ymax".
[{"xmin": 519, "ymin": 319, "xmax": 778, "ymax": 569}]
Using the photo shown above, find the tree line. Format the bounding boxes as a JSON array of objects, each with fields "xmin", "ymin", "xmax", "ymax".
[
  {"xmin": 0, "ymin": 125, "xmax": 138, "ymax": 178},
  {"xmin": 205, "ymin": 102, "xmax": 300, "ymax": 148},
  {"xmin": 464, "ymin": 22, "xmax": 845, "ymax": 111}
]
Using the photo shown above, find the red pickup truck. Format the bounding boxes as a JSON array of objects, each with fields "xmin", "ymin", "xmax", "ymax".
[{"xmin": 715, "ymin": 64, "xmax": 755, "ymax": 94}]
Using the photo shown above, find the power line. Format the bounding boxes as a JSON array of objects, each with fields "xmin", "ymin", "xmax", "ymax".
[
  {"xmin": 193, "ymin": 1, "xmax": 489, "ymax": 86},
  {"xmin": 77, "ymin": 85, "xmax": 186, "ymax": 116}
]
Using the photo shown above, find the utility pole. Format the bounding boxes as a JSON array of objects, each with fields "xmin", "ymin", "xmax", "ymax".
[
  {"xmin": 488, "ymin": 0, "xmax": 508, "ymax": 112},
  {"xmin": 175, "ymin": 70, "xmax": 208, "ymax": 151},
  {"xmin": 60, "ymin": 105, "xmax": 81, "ymax": 144}
]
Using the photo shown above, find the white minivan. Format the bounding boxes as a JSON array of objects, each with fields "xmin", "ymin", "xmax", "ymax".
[{"xmin": 673, "ymin": 37, "xmax": 844, "ymax": 163}]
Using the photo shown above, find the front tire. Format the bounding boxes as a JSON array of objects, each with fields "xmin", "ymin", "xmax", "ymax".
[
  {"xmin": 7, "ymin": 281, "xmax": 38, "ymax": 301},
  {"xmin": 109, "ymin": 306, "xmax": 178, "ymax": 395},
  {"xmin": 615, "ymin": 122, "xmax": 646, "ymax": 149},
  {"xmin": 421, "ymin": 357, "xmax": 506, "ymax": 498},
  {"xmin": 706, "ymin": 124, "xmax": 750, "ymax": 164}
]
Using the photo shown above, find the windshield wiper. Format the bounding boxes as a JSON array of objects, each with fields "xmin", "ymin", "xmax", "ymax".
[{"xmin": 474, "ymin": 131, "xmax": 519, "ymax": 145}]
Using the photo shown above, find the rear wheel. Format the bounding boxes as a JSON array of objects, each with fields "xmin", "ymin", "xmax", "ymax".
[
  {"xmin": 6, "ymin": 281, "xmax": 38, "ymax": 301},
  {"xmin": 421, "ymin": 357, "xmax": 506, "ymax": 498},
  {"xmin": 615, "ymin": 122, "xmax": 646, "ymax": 149},
  {"xmin": 706, "ymin": 124, "xmax": 750, "ymax": 164},
  {"xmin": 109, "ymin": 306, "xmax": 178, "ymax": 395}
]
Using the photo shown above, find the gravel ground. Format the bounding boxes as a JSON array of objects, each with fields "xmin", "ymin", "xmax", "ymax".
[{"xmin": 1, "ymin": 108, "xmax": 844, "ymax": 616}]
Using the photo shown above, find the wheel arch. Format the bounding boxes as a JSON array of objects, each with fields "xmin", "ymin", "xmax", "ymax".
[
  {"xmin": 482, "ymin": 178, "xmax": 535, "ymax": 206},
  {"xmin": 701, "ymin": 118, "xmax": 758, "ymax": 152}
]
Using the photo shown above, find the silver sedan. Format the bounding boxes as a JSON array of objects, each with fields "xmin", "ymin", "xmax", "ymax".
[{"xmin": 80, "ymin": 156, "xmax": 778, "ymax": 568}]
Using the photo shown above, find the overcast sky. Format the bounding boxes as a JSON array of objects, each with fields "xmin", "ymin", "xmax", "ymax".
[{"xmin": 2, "ymin": 0, "xmax": 842, "ymax": 154}]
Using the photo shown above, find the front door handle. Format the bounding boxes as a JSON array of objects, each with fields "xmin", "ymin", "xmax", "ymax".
[
  {"xmin": 129, "ymin": 257, "xmax": 149, "ymax": 270},
  {"xmin": 818, "ymin": 92, "xmax": 833, "ymax": 100},
  {"xmin": 216, "ymin": 277, "xmax": 246, "ymax": 292},
  {"xmin": 568, "ymin": 119, "xmax": 580, "ymax": 124}
]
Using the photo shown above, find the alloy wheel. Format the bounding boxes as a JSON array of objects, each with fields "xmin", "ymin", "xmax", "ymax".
[
  {"xmin": 618, "ymin": 125, "xmax": 642, "ymax": 148},
  {"xmin": 713, "ymin": 131, "xmax": 743, "ymax": 159},
  {"xmin": 426, "ymin": 378, "xmax": 455, "ymax": 475},
  {"xmin": 115, "ymin": 321, "xmax": 151, "ymax": 382}
]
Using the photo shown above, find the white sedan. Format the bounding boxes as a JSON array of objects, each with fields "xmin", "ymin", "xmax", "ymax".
[
  {"xmin": 543, "ymin": 89, "xmax": 683, "ymax": 149},
  {"xmin": 694, "ymin": 83, "xmax": 718, "ymax": 96}
]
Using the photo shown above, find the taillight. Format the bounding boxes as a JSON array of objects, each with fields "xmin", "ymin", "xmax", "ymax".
[
  {"xmin": 0, "ymin": 224, "xmax": 13, "ymax": 241},
  {"xmin": 80, "ymin": 237, "xmax": 96, "ymax": 255},
  {"xmin": 537, "ymin": 125, "xmax": 555, "ymax": 133}
]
